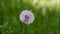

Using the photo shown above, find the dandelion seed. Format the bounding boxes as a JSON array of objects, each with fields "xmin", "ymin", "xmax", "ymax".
[{"xmin": 19, "ymin": 10, "xmax": 34, "ymax": 24}]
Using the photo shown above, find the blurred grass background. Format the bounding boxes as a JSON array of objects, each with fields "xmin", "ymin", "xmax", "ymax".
[{"xmin": 0, "ymin": 0, "xmax": 60, "ymax": 34}]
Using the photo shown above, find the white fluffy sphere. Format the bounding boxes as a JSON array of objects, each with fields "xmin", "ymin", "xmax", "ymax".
[{"xmin": 19, "ymin": 10, "xmax": 34, "ymax": 24}]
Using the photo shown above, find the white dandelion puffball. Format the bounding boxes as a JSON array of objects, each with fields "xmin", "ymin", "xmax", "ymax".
[{"xmin": 19, "ymin": 10, "xmax": 34, "ymax": 24}]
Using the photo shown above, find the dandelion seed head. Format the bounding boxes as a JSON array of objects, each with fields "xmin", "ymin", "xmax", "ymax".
[{"xmin": 19, "ymin": 10, "xmax": 34, "ymax": 24}]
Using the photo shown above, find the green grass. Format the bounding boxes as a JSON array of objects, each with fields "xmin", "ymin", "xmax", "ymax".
[{"xmin": 0, "ymin": 0, "xmax": 60, "ymax": 34}]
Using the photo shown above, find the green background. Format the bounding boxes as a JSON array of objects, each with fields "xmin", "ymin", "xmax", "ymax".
[{"xmin": 0, "ymin": 0, "xmax": 60, "ymax": 34}]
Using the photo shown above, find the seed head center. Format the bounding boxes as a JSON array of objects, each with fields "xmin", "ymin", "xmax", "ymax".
[{"xmin": 24, "ymin": 15, "xmax": 30, "ymax": 22}]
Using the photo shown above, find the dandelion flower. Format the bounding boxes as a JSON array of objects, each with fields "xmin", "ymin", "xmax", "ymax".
[{"xmin": 19, "ymin": 10, "xmax": 34, "ymax": 24}]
